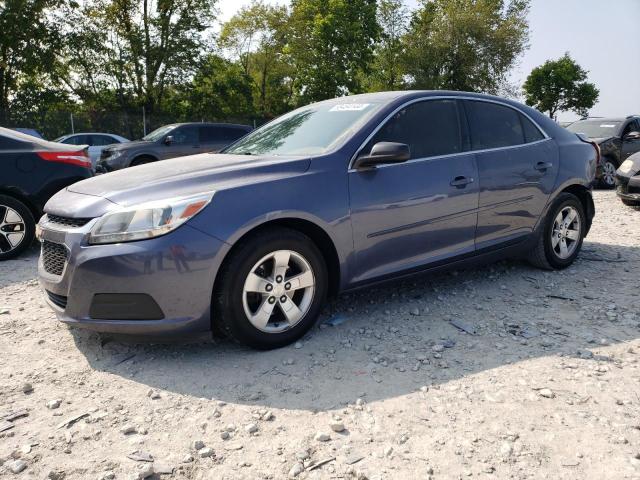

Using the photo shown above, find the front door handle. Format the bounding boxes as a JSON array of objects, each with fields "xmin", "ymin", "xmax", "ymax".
[
  {"xmin": 450, "ymin": 176, "xmax": 474, "ymax": 188},
  {"xmin": 535, "ymin": 161, "xmax": 553, "ymax": 171}
]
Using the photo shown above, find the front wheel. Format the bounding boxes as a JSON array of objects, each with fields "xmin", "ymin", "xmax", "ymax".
[
  {"xmin": 0, "ymin": 195, "xmax": 36, "ymax": 261},
  {"xmin": 599, "ymin": 159, "xmax": 617, "ymax": 189},
  {"xmin": 214, "ymin": 228, "xmax": 328, "ymax": 350},
  {"xmin": 527, "ymin": 193, "xmax": 586, "ymax": 270}
]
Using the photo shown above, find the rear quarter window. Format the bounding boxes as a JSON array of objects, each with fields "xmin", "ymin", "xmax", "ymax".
[{"xmin": 465, "ymin": 101, "xmax": 525, "ymax": 150}]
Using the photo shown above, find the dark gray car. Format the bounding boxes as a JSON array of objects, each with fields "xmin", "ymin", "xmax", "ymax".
[
  {"xmin": 97, "ymin": 122, "xmax": 252, "ymax": 172},
  {"xmin": 37, "ymin": 91, "xmax": 598, "ymax": 350}
]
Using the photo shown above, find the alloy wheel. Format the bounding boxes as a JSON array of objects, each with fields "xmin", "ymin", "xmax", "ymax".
[
  {"xmin": 242, "ymin": 249, "xmax": 316, "ymax": 333},
  {"xmin": 0, "ymin": 205, "xmax": 26, "ymax": 254},
  {"xmin": 551, "ymin": 206, "xmax": 581, "ymax": 259},
  {"xmin": 602, "ymin": 161, "xmax": 616, "ymax": 187}
]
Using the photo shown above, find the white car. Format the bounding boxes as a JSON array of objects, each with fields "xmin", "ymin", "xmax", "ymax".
[{"xmin": 54, "ymin": 133, "xmax": 129, "ymax": 168}]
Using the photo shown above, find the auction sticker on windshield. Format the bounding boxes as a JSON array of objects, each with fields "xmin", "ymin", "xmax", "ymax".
[{"xmin": 330, "ymin": 104, "xmax": 371, "ymax": 112}]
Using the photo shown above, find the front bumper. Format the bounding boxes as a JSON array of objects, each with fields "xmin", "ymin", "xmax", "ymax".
[
  {"xmin": 615, "ymin": 169, "xmax": 640, "ymax": 204},
  {"xmin": 37, "ymin": 219, "xmax": 230, "ymax": 336}
]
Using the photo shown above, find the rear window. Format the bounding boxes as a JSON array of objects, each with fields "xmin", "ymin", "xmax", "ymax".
[{"xmin": 465, "ymin": 101, "xmax": 525, "ymax": 150}]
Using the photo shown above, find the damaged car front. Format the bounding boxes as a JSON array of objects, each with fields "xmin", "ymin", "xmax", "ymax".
[{"xmin": 615, "ymin": 151, "xmax": 640, "ymax": 207}]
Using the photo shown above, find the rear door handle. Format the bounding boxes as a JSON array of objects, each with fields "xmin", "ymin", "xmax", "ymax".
[
  {"xmin": 450, "ymin": 176, "xmax": 474, "ymax": 188},
  {"xmin": 535, "ymin": 161, "xmax": 553, "ymax": 171}
]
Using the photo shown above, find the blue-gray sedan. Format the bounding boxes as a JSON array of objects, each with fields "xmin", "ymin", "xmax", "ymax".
[{"xmin": 37, "ymin": 91, "xmax": 598, "ymax": 349}]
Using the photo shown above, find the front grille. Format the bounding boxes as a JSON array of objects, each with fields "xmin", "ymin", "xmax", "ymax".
[
  {"xmin": 46, "ymin": 214, "xmax": 91, "ymax": 229},
  {"xmin": 46, "ymin": 290, "xmax": 68, "ymax": 309},
  {"xmin": 42, "ymin": 241, "xmax": 68, "ymax": 276}
]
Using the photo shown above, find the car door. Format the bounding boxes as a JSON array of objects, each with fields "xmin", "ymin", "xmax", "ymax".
[
  {"xmin": 463, "ymin": 100, "xmax": 558, "ymax": 250},
  {"xmin": 621, "ymin": 120, "xmax": 640, "ymax": 160},
  {"xmin": 162, "ymin": 126, "xmax": 199, "ymax": 159},
  {"xmin": 348, "ymin": 99, "xmax": 479, "ymax": 284}
]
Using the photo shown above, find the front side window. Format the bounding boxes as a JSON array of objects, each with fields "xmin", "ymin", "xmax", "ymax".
[
  {"xmin": 171, "ymin": 126, "xmax": 198, "ymax": 145},
  {"xmin": 465, "ymin": 101, "xmax": 525, "ymax": 150},
  {"xmin": 225, "ymin": 101, "xmax": 383, "ymax": 156},
  {"xmin": 365, "ymin": 99, "xmax": 463, "ymax": 159}
]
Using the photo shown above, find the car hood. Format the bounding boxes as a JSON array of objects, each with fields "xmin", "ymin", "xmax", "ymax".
[
  {"xmin": 104, "ymin": 139, "xmax": 150, "ymax": 151},
  {"xmin": 46, "ymin": 153, "xmax": 311, "ymax": 218}
]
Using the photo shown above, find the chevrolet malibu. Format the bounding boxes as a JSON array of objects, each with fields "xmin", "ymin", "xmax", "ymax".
[{"xmin": 37, "ymin": 91, "xmax": 597, "ymax": 349}]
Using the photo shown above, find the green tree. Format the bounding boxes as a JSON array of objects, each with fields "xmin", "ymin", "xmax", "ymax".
[
  {"xmin": 58, "ymin": 0, "xmax": 217, "ymax": 115},
  {"xmin": 367, "ymin": 0, "xmax": 409, "ymax": 91},
  {"xmin": 288, "ymin": 0, "xmax": 379, "ymax": 104},
  {"xmin": 523, "ymin": 53, "xmax": 599, "ymax": 119},
  {"xmin": 219, "ymin": 1, "xmax": 294, "ymax": 118},
  {"xmin": 0, "ymin": 0, "xmax": 62, "ymax": 124},
  {"xmin": 403, "ymin": 0, "xmax": 530, "ymax": 94},
  {"xmin": 182, "ymin": 54, "xmax": 255, "ymax": 122}
]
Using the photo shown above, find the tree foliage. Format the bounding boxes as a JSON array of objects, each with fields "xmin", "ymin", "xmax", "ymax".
[
  {"xmin": 366, "ymin": 0, "xmax": 409, "ymax": 91},
  {"xmin": 403, "ymin": 0, "xmax": 529, "ymax": 93},
  {"xmin": 523, "ymin": 53, "xmax": 599, "ymax": 119},
  {"xmin": 0, "ymin": 0, "xmax": 62, "ymax": 123},
  {"xmin": 1, "ymin": 0, "xmax": 546, "ymax": 139},
  {"xmin": 288, "ymin": 0, "xmax": 380, "ymax": 103}
]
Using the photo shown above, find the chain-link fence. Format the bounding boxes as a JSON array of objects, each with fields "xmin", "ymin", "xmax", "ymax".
[{"xmin": 3, "ymin": 108, "xmax": 265, "ymax": 141}]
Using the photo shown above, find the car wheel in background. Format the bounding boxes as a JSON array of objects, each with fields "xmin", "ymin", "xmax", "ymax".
[
  {"xmin": 599, "ymin": 159, "xmax": 617, "ymax": 189},
  {"xmin": 0, "ymin": 195, "xmax": 36, "ymax": 261},
  {"xmin": 527, "ymin": 193, "xmax": 586, "ymax": 270},
  {"xmin": 131, "ymin": 156, "xmax": 155, "ymax": 167},
  {"xmin": 214, "ymin": 227, "xmax": 328, "ymax": 350}
]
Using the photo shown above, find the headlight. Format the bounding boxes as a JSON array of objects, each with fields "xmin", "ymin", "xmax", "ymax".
[
  {"xmin": 88, "ymin": 192, "xmax": 214, "ymax": 244},
  {"xmin": 107, "ymin": 151, "xmax": 124, "ymax": 161}
]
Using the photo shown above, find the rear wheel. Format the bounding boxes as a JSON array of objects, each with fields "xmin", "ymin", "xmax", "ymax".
[
  {"xmin": 214, "ymin": 228, "xmax": 328, "ymax": 350},
  {"xmin": 527, "ymin": 193, "xmax": 586, "ymax": 270},
  {"xmin": 599, "ymin": 158, "xmax": 617, "ymax": 189},
  {"xmin": 0, "ymin": 195, "xmax": 36, "ymax": 261}
]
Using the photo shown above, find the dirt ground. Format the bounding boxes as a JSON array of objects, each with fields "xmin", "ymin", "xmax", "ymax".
[{"xmin": 1, "ymin": 190, "xmax": 639, "ymax": 480}]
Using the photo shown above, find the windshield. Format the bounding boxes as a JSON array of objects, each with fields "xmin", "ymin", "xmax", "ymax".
[
  {"xmin": 142, "ymin": 125, "xmax": 175, "ymax": 142},
  {"xmin": 567, "ymin": 120, "xmax": 622, "ymax": 138},
  {"xmin": 225, "ymin": 100, "xmax": 384, "ymax": 156}
]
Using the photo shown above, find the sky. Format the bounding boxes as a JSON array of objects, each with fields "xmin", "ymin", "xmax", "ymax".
[{"xmin": 217, "ymin": 0, "xmax": 640, "ymax": 121}]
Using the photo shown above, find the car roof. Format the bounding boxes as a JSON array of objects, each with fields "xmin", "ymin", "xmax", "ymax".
[
  {"xmin": 166, "ymin": 122, "xmax": 253, "ymax": 130},
  {"xmin": 62, "ymin": 132, "xmax": 125, "ymax": 136}
]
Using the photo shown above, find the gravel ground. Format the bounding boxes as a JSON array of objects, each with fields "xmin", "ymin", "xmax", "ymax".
[{"xmin": 1, "ymin": 190, "xmax": 639, "ymax": 480}]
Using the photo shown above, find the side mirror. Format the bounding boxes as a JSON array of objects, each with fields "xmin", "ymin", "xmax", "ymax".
[
  {"xmin": 353, "ymin": 142, "xmax": 411, "ymax": 169},
  {"xmin": 624, "ymin": 131, "xmax": 640, "ymax": 141},
  {"xmin": 164, "ymin": 135, "xmax": 174, "ymax": 145}
]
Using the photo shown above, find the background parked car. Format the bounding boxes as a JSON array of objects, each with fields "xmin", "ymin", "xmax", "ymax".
[
  {"xmin": 615, "ymin": 151, "xmax": 640, "ymax": 207},
  {"xmin": 96, "ymin": 122, "xmax": 252, "ymax": 172},
  {"xmin": 0, "ymin": 127, "xmax": 93, "ymax": 260},
  {"xmin": 566, "ymin": 116, "xmax": 640, "ymax": 188},
  {"xmin": 54, "ymin": 133, "xmax": 129, "ymax": 168}
]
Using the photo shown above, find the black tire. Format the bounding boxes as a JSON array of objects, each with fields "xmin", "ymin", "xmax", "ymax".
[
  {"xmin": 598, "ymin": 158, "xmax": 617, "ymax": 189},
  {"xmin": 213, "ymin": 227, "xmax": 328, "ymax": 350},
  {"xmin": 621, "ymin": 199, "xmax": 640, "ymax": 210},
  {"xmin": 0, "ymin": 195, "xmax": 36, "ymax": 261},
  {"xmin": 527, "ymin": 193, "xmax": 586, "ymax": 270},
  {"xmin": 130, "ymin": 156, "xmax": 156, "ymax": 167}
]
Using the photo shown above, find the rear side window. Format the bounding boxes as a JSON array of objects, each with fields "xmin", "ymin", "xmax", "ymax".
[
  {"xmin": 465, "ymin": 101, "xmax": 525, "ymax": 150},
  {"xmin": 90, "ymin": 135, "xmax": 116, "ymax": 146},
  {"xmin": 0, "ymin": 134, "xmax": 26, "ymax": 150},
  {"xmin": 367, "ymin": 99, "xmax": 463, "ymax": 159}
]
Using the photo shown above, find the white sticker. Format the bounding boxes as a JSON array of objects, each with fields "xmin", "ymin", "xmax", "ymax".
[
  {"xmin": 600, "ymin": 124, "xmax": 616, "ymax": 128},
  {"xmin": 329, "ymin": 103, "xmax": 371, "ymax": 112}
]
